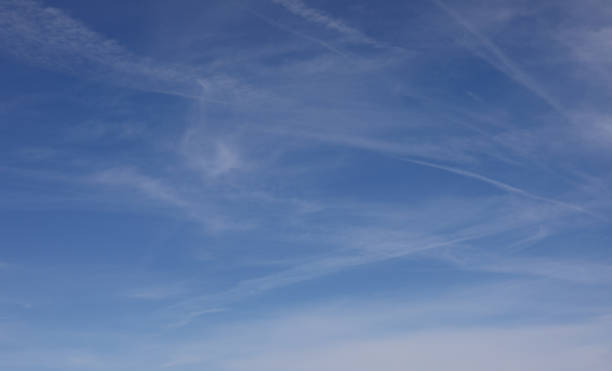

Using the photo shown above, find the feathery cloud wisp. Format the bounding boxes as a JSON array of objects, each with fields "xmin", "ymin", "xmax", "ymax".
[
  {"xmin": 0, "ymin": 0, "xmax": 200, "ymax": 97},
  {"xmin": 271, "ymin": 0, "xmax": 380, "ymax": 46}
]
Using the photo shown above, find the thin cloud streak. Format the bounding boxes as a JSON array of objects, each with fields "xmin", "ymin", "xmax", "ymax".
[
  {"xmin": 432, "ymin": 0, "xmax": 565, "ymax": 115},
  {"xmin": 282, "ymin": 127, "xmax": 601, "ymax": 219},
  {"xmin": 271, "ymin": 0, "xmax": 380, "ymax": 46},
  {"xmin": 400, "ymin": 157, "xmax": 604, "ymax": 220},
  {"xmin": 90, "ymin": 168, "xmax": 247, "ymax": 232},
  {"xmin": 162, "ymin": 222, "xmax": 525, "ymax": 326},
  {"xmin": 0, "ymin": 0, "xmax": 203, "ymax": 99},
  {"xmin": 247, "ymin": 8, "xmax": 350, "ymax": 57}
]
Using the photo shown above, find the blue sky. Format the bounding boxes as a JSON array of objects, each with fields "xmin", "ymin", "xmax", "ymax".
[{"xmin": 1, "ymin": 0, "xmax": 612, "ymax": 369}]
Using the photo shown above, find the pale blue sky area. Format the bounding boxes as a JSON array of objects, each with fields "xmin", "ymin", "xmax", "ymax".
[{"xmin": 1, "ymin": 0, "xmax": 612, "ymax": 370}]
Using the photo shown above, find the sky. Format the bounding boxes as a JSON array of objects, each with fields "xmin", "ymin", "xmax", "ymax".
[{"xmin": 1, "ymin": 0, "xmax": 612, "ymax": 369}]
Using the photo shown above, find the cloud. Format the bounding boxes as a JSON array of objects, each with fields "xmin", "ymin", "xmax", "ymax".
[
  {"xmin": 562, "ymin": 25, "xmax": 612, "ymax": 85},
  {"xmin": 570, "ymin": 112, "xmax": 612, "ymax": 150},
  {"xmin": 123, "ymin": 284, "xmax": 186, "ymax": 301},
  {"xmin": 289, "ymin": 129, "xmax": 478, "ymax": 164},
  {"xmin": 5, "ymin": 286, "xmax": 612, "ymax": 370},
  {"xmin": 221, "ymin": 324, "xmax": 612, "ymax": 371},
  {"xmin": 159, "ymin": 293, "xmax": 612, "ymax": 371},
  {"xmin": 0, "ymin": 349, "xmax": 108, "ymax": 370},
  {"xmin": 180, "ymin": 128, "xmax": 245, "ymax": 178},
  {"xmin": 247, "ymin": 8, "xmax": 350, "ymax": 57},
  {"xmin": 207, "ymin": 142, "xmax": 243, "ymax": 177},
  {"xmin": 399, "ymin": 157, "xmax": 602, "ymax": 219},
  {"xmin": 160, "ymin": 192, "xmax": 582, "ymax": 326},
  {"xmin": 483, "ymin": 259, "xmax": 612, "ymax": 284},
  {"xmin": 90, "ymin": 165, "xmax": 261, "ymax": 233},
  {"xmin": 0, "ymin": 0, "xmax": 199, "ymax": 97},
  {"xmin": 432, "ymin": 0, "xmax": 564, "ymax": 114},
  {"xmin": 91, "ymin": 167, "xmax": 188, "ymax": 208},
  {"xmin": 271, "ymin": 0, "xmax": 380, "ymax": 46},
  {"xmin": 280, "ymin": 125, "xmax": 601, "ymax": 219}
]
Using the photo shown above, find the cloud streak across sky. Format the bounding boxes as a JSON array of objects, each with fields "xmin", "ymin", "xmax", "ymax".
[{"xmin": 1, "ymin": 0, "xmax": 611, "ymax": 370}]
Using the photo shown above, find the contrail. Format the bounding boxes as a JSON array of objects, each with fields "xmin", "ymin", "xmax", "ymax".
[
  {"xmin": 400, "ymin": 157, "xmax": 605, "ymax": 220},
  {"xmin": 271, "ymin": 0, "xmax": 380, "ymax": 46},
  {"xmin": 247, "ymin": 8, "xmax": 350, "ymax": 58},
  {"xmin": 431, "ymin": 0, "xmax": 565, "ymax": 116}
]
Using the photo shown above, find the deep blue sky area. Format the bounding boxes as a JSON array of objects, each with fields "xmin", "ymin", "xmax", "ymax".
[{"xmin": 1, "ymin": 0, "xmax": 612, "ymax": 370}]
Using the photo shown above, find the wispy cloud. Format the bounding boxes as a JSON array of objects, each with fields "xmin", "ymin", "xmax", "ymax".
[
  {"xmin": 483, "ymin": 259, "xmax": 612, "ymax": 284},
  {"xmin": 432, "ymin": 0, "xmax": 564, "ymax": 114},
  {"xmin": 399, "ymin": 157, "xmax": 603, "ymax": 219},
  {"xmin": 271, "ymin": 0, "xmax": 380, "ymax": 46},
  {"xmin": 0, "ymin": 0, "xmax": 201, "ymax": 98},
  {"xmin": 160, "ymin": 192, "xmax": 580, "ymax": 325},
  {"xmin": 90, "ymin": 167, "xmax": 245, "ymax": 232},
  {"xmin": 279, "ymin": 125, "xmax": 602, "ymax": 219},
  {"xmin": 180, "ymin": 128, "xmax": 245, "ymax": 178},
  {"xmin": 123, "ymin": 284, "xmax": 186, "ymax": 301},
  {"xmin": 159, "ymin": 289, "xmax": 612, "ymax": 370},
  {"xmin": 218, "ymin": 322, "xmax": 612, "ymax": 371},
  {"xmin": 561, "ymin": 25, "xmax": 612, "ymax": 86},
  {"xmin": 9, "ymin": 284, "xmax": 611, "ymax": 371},
  {"xmin": 91, "ymin": 167, "xmax": 188, "ymax": 208},
  {"xmin": 247, "ymin": 8, "xmax": 350, "ymax": 57}
]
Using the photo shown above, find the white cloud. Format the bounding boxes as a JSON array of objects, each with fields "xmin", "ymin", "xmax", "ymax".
[
  {"xmin": 180, "ymin": 127, "xmax": 245, "ymax": 178},
  {"xmin": 160, "ymin": 192, "xmax": 587, "ymax": 326},
  {"xmin": 0, "ymin": 0, "xmax": 200, "ymax": 97},
  {"xmin": 248, "ymin": 8, "xmax": 350, "ymax": 57},
  {"xmin": 159, "ymin": 296, "xmax": 612, "ymax": 371},
  {"xmin": 399, "ymin": 157, "xmax": 602, "ymax": 219},
  {"xmin": 223, "ymin": 326, "xmax": 611, "ymax": 371},
  {"xmin": 271, "ymin": 0, "xmax": 379, "ymax": 46},
  {"xmin": 571, "ymin": 113, "xmax": 612, "ymax": 149},
  {"xmin": 91, "ymin": 167, "xmax": 188, "ymax": 208},
  {"xmin": 123, "ymin": 284, "xmax": 186, "ymax": 301},
  {"xmin": 484, "ymin": 259, "xmax": 612, "ymax": 284},
  {"xmin": 432, "ymin": 0, "xmax": 564, "ymax": 114},
  {"xmin": 562, "ymin": 26, "xmax": 612, "ymax": 82},
  {"xmin": 90, "ymin": 167, "xmax": 250, "ymax": 232}
]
